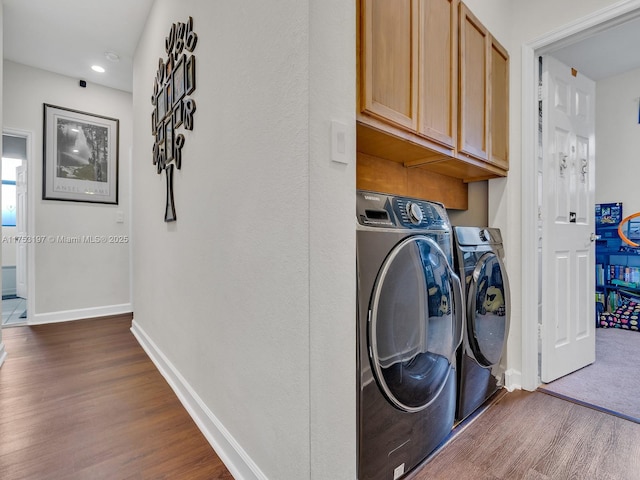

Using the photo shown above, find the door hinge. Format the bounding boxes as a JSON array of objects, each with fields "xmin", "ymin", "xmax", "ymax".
[
  {"xmin": 538, "ymin": 83, "xmax": 543, "ymax": 102},
  {"xmin": 538, "ymin": 323, "xmax": 543, "ymax": 339}
]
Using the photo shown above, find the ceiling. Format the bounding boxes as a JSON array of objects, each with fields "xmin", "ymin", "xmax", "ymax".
[
  {"xmin": 3, "ymin": 0, "xmax": 154, "ymax": 93},
  {"xmin": 550, "ymin": 15, "xmax": 640, "ymax": 81},
  {"xmin": 2, "ymin": 2, "xmax": 640, "ymax": 92}
]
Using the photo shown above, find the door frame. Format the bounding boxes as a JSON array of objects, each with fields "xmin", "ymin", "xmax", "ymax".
[
  {"xmin": 3, "ymin": 127, "xmax": 35, "ymax": 324},
  {"xmin": 520, "ymin": 1, "xmax": 640, "ymax": 391}
]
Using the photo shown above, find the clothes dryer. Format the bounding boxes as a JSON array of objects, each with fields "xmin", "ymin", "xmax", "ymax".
[
  {"xmin": 453, "ymin": 227, "xmax": 510, "ymax": 423},
  {"xmin": 357, "ymin": 190, "xmax": 463, "ymax": 480}
]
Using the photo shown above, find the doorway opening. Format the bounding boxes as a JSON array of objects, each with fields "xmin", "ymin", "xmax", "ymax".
[
  {"xmin": 523, "ymin": 4, "xmax": 640, "ymax": 422},
  {"xmin": 2, "ymin": 132, "xmax": 29, "ymax": 327}
]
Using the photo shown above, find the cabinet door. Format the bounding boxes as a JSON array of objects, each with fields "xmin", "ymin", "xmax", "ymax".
[
  {"xmin": 361, "ymin": 0, "xmax": 419, "ymax": 131},
  {"xmin": 418, "ymin": 0, "xmax": 458, "ymax": 149},
  {"xmin": 458, "ymin": 3, "xmax": 489, "ymax": 162},
  {"xmin": 489, "ymin": 37, "xmax": 509, "ymax": 170}
]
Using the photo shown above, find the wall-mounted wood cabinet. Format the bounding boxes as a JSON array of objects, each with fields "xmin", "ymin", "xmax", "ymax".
[
  {"xmin": 359, "ymin": 0, "xmax": 457, "ymax": 156},
  {"xmin": 489, "ymin": 33, "xmax": 509, "ymax": 171},
  {"xmin": 357, "ymin": 0, "xmax": 509, "ymax": 188},
  {"xmin": 458, "ymin": 3, "xmax": 509, "ymax": 172}
]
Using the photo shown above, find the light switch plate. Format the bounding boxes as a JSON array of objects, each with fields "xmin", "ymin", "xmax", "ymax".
[
  {"xmin": 116, "ymin": 211, "xmax": 124, "ymax": 223},
  {"xmin": 331, "ymin": 120, "xmax": 349, "ymax": 165}
]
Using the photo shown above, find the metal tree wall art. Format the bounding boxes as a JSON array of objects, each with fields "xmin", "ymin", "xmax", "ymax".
[{"xmin": 151, "ymin": 16, "xmax": 198, "ymax": 222}]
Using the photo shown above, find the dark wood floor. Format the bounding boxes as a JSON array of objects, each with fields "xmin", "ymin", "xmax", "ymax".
[
  {"xmin": 0, "ymin": 315, "xmax": 232, "ymax": 480},
  {"xmin": 4, "ymin": 317, "xmax": 640, "ymax": 480}
]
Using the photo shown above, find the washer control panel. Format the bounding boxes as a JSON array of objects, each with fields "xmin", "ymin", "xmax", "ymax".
[
  {"xmin": 356, "ymin": 190, "xmax": 449, "ymax": 230},
  {"xmin": 393, "ymin": 197, "xmax": 446, "ymax": 229}
]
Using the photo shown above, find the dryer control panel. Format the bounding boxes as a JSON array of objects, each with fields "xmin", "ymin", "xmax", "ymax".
[{"xmin": 356, "ymin": 190, "xmax": 449, "ymax": 231}]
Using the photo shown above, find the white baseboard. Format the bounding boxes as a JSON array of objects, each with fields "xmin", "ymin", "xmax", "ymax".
[
  {"xmin": 504, "ymin": 369, "xmax": 522, "ymax": 392},
  {"xmin": 30, "ymin": 303, "xmax": 133, "ymax": 325},
  {"xmin": 0, "ymin": 341, "xmax": 7, "ymax": 368},
  {"xmin": 130, "ymin": 319, "xmax": 267, "ymax": 480}
]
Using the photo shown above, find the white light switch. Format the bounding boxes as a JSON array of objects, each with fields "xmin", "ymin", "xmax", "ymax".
[
  {"xmin": 116, "ymin": 211, "xmax": 124, "ymax": 223},
  {"xmin": 331, "ymin": 120, "xmax": 350, "ymax": 165}
]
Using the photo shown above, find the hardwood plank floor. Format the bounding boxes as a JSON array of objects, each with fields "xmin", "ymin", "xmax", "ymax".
[
  {"xmin": 0, "ymin": 315, "xmax": 232, "ymax": 480},
  {"xmin": 409, "ymin": 390, "xmax": 640, "ymax": 480},
  {"xmin": 5, "ymin": 316, "xmax": 640, "ymax": 480}
]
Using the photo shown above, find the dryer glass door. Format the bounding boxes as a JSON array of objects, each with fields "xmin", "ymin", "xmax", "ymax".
[
  {"xmin": 369, "ymin": 235, "xmax": 460, "ymax": 412},
  {"xmin": 467, "ymin": 252, "xmax": 510, "ymax": 367}
]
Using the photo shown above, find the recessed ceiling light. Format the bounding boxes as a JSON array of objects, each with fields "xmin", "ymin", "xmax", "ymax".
[
  {"xmin": 104, "ymin": 51, "xmax": 120, "ymax": 62},
  {"xmin": 91, "ymin": 65, "xmax": 105, "ymax": 73}
]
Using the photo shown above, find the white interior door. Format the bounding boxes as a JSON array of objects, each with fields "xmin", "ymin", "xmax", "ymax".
[
  {"xmin": 16, "ymin": 164, "xmax": 27, "ymax": 299},
  {"xmin": 540, "ymin": 55, "xmax": 596, "ymax": 383}
]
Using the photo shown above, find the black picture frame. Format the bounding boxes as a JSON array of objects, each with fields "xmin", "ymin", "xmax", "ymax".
[
  {"xmin": 165, "ymin": 120, "xmax": 174, "ymax": 163},
  {"xmin": 43, "ymin": 104, "xmax": 119, "ymax": 204},
  {"xmin": 186, "ymin": 55, "xmax": 196, "ymax": 95},
  {"xmin": 173, "ymin": 102, "xmax": 183, "ymax": 129},
  {"xmin": 164, "ymin": 81, "xmax": 172, "ymax": 116},
  {"xmin": 151, "ymin": 109, "xmax": 157, "ymax": 134},
  {"xmin": 173, "ymin": 54, "xmax": 186, "ymax": 106},
  {"xmin": 157, "ymin": 90, "xmax": 166, "ymax": 121}
]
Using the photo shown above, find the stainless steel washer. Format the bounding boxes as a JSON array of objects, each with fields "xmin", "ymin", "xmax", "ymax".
[
  {"xmin": 357, "ymin": 190, "xmax": 463, "ymax": 480},
  {"xmin": 453, "ymin": 226, "xmax": 510, "ymax": 423}
]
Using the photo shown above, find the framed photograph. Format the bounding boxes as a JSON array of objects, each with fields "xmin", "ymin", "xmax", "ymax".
[
  {"xmin": 186, "ymin": 55, "xmax": 196, "ymax": 95},
  {"xmin": 43, "ymin": 104, "xmax": 119, "ymax": 204},
  {"xmin": 173, "ymin": 102, "xmax": 183, "ymax": 129},
  {"xmin": 151, "ymin": 109, "xmax": 157, "ymax": 134},
  {"xmin": 173, "ymin": 54, "xmax": 186, "ymax": 106},
  {"xmin": 165, "ymin": 119, "xmax": 174, "ymax": 163},
  {"xmin": 164, "ymin": 81, "xmax": 172, "ymax": 114},
  {"xmin": 157, "ymin": 90, "xmax": 166, "ymax": 121}
]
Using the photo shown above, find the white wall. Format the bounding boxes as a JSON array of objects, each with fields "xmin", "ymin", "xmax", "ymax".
[
  {"xmin": 595, "ymin": 67, "xmax": 640, "ymax": 214},
  {"xmin": 132, "ymin": 1, "xmax": 355, "ymax": 479},
  {"xmin": 2, "ymin": 227, "xmax": 17, "ymax": 266},
  {"xmin": 448, "ymin": 181, "xmax": 489, "ymax": 227},
  {"xmin": 3, "ymin": 61, "xmax": 132, "ymax": 319},
  {"xmin": 308, "ymin": 0, "xmax": 356, "ymax": 478}
]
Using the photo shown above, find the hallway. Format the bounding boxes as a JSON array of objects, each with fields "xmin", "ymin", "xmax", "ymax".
[{"xmin": 0, "ymin": 315, "xmax": 232, "ymax": 479}]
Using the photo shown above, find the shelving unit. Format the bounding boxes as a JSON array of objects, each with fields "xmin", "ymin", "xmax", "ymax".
[{"xmin": 595, "ymin": 203, "xmax": 640, "ymax": 313}]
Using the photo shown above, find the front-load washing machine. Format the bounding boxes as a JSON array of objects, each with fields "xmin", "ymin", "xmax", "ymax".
[
  {"xmin": 357, "ymin": 190, "xmax": 463, "ymax": 480},
  {"xmin": 453, "ymin": 226, "xmax": 510, "ymax": 423}
]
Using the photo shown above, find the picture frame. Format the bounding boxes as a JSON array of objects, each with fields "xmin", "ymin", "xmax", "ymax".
[
  {"xmin": 173, "ymin": 102, "xmax": 183, "ymax": 129},
  {"xmin": 164, "ymin": 81, "xmax": 173, "ymax": 115},
  {"xmin": 151, "ymin": 109, "xmax": 157, "ymax": 134},
  {"xmin": 173, "ymin": 54, "xmax": 186, "ymax": 106},
  {"xmin": 157, "ymin": 90, "xmax": 166, "ymax": 121},
  {"xmin": 165, "ymin": 119, "xmax": 174, "ymax": 163},
  {"xmin": 186, "ymin": 55, "xmax": 196, "ymax": 95},
  {"xmin": 43, "ymin": 104, "xmax": 119, "ymax": 204}
]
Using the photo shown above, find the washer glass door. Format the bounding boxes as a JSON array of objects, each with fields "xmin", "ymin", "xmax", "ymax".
[
  {"xmin": 468, "ymin": 252, "xmax": 510, "ymax": 367},
  {"xmin": 369, "ymin": 235, "xmax": 460, "ymax": 412}
]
